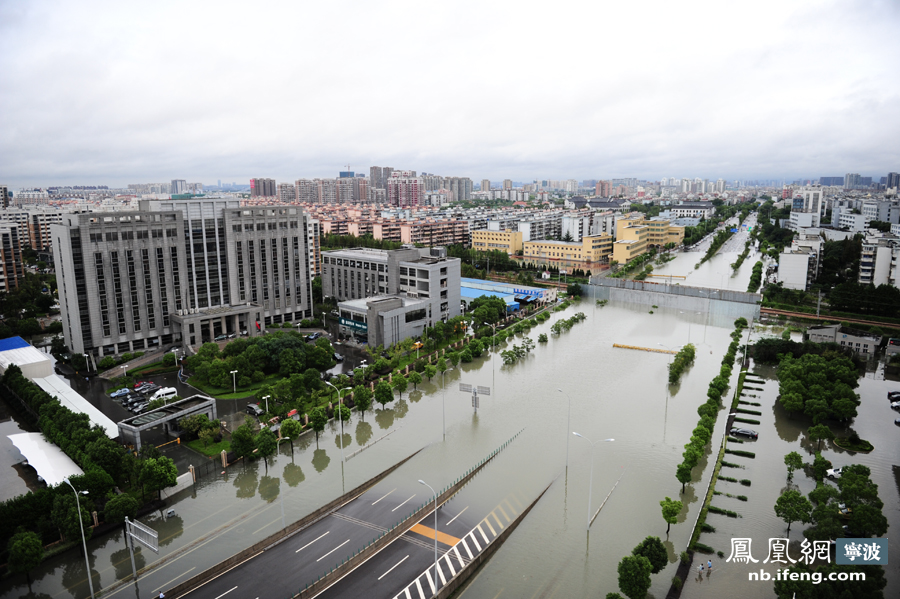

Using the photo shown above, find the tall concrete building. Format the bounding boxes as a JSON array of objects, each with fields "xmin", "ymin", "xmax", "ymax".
[
  {"xmin": 370, "ymin": 166, "xmax": 383, "ymax": 189},
  {"xmin": 442, "ymin": 177, "xmax": 473, "ymax": 203},
  {"xmin": 887, "ymin": 172, "xmax": 900, "ymax": 190},
  {"xmin": 337, "ymin": 177, "xmax": 369, "ymax": 203},
  {"xmin": 0, "ymin": 185, "xmax": 9, "ymax": 209},
  {"xmin": 715, "ymin": 179, "xmax": 726, "ymax": 193},
  {"xmin": 277, "ymin": 183, "xmax": 296, "ymax": 203},
  {"xmin": 52, "ymin": 198, "xmax": 317, "ymax": 358},
  {"xmin": 171, "ymin": 180, "xmax": 187, "ymax": 195},
  {"xmin": 481, "ymin": 179, "xmax": 491, "ymax": 192},
  {"xmin": 503, "ymin": 179, "xmax": 513, "ymax": 190},
  {"xmin": 387, "ymin": 171, "xmax": 424, "ymax": 207},
  {"xmin": 0, "ymin": 222, "xmax": 25, "ymax": 292},
  {"xmin": 296, "ymin": 179, "xmax": 319, "ymax": 203},
  {"xmin": 322, "ymin": 246, "xmax": 461, "ymax": 346},
  {"xmin": 595, "ymin": 181, "xmax": 611, "ymax": 197},
  {"xmin": 250, "ymin": 178, "xmax": 276, "ymax": 197}
]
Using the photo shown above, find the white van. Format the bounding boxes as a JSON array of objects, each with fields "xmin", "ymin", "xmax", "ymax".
[{"xmin": 151, "ymin": 387, "xmax": 177, "ymax": 402}]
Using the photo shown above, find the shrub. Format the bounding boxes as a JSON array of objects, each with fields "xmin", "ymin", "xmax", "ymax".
[
  {"xmin": 740, "ymin": 479, "xmax": 751, "ymax": 486},
  {"xmin": 251, "ymin": 370, "xmax": 265, "ymax": 383},
  {"xmin": 736, "ymin": 495, "xmax": 748, "ymax": 501},
  {"xmin": 671, "ymin": 576, "xmax": 682, "ymax": 590},
  {"xmin": 693, "ymin": 542, "xmax": 715, "ymax": 554},
  {"xmin": 99, "ymin": 356, "xmax": 116, "ymax": 370},
  {"xmin": 725, "ymin": 449, "xmax": 756, "ymax": 458},
  {"xmin": 680, "ymin": 551, "xmax": 690, "ymax": 564}
]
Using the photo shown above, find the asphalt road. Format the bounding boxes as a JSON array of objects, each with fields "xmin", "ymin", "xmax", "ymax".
[
  {"xmin": 178, "ymin": 480, "xmax": 483, "ymax": 599},
  {"xmin": 319, "ymin": 491, "xmax": 527, "ymax": 599}
]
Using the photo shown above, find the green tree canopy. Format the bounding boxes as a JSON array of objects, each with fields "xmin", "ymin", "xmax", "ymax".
[
  {"xmin": 7, "ymin": 530, "xmax": 43, "ymax": 580},
  {"xmin": 280, "ymin": 418, "xmax": 302, "ymax": 451},
  {"xmin": 255, "ymin": 428, "xmax": 278, "ymax": 472},
  {"xmin": 617, "ymin": 555, "xmax": 652, "ymax": 599},
  {"xmin": 392, "ymin": 374, "xmax": 408, "ymax": 399},
  {"xmin": 784, "ymin": 451, "xmax": 803, "ymax": 481},
  {"xmin": 353, "ymin": 385, "xmax": 373, "ymax": 416},
  {"xmin": 774, "ymin": 489, "xmax": 812, "ymax": 534},
  {"xmin": 309, "ymin": 407, "xmax": 328, "ymax": 442},
  {"xmin": 808, "ymin": 424, "xmax": 834, "ymax": 452},
  {"xmin": 139, "ymin": 456, "xmax": 178, "ymax": 501},
  {"xmin": 103, "ymin": 494, "xmax": 139, "ymax": 525},
  {"xmin": 374, "ymin": 381, "xmax": 394, "ymax": 407},
  {"xmin": 231, "ymin": 418, "xmax": 257, "ymax": 458},
  {"xmin": 660, "ymin": 496, "xmax": 682, "ymax": 534},
  {"xmin": 631, "ymin": 536, "xmax": 667, "ymax": 574}
]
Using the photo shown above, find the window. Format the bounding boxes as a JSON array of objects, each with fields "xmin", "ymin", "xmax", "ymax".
[{"xmin": 405, "ymin": 308, "xmax": 427, "ymax": 323}]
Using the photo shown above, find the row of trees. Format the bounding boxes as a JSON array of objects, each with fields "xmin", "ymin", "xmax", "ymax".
[
  {"xmin": 747, "ymin": 260, "xmax": 763, "ymax": 292},
  {"xmin": 1, "ymin": 365, "xmax": 177, "ymax": 565},
  {"xmin": 667, "ymin": 343, "xmax": 696, "ymax": 384},
  {"xmin": 608, "ymin": 536, "xmax": 670, "ymax": 599}
]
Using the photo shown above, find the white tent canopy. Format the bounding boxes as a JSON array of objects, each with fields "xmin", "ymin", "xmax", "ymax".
[{"xmin": 8, "ymin": 432, "xmax": 83, "ymax": 488}]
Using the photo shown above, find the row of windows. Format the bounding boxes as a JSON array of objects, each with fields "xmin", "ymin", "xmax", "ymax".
[{"xmin": 88, "ymin": 228, "xmax": 178, "ymax": 242}]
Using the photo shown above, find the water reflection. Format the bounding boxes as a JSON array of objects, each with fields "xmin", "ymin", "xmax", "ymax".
[
  {"xmin": 408, "ymin": 390, "xmax": 423, "ymax": 403},
  {"xmin": 312, "ymin": 448, "xmax": 330, "ymax": 473},
  {"xmin": 283, "ymin": 463, "xmax": 305, "ymax": 487},
  {"xmin": 335, "ymin": 433, "xmax": 351, "ymax": 450},
  {"xmin": 258, "ymin": 475, "xmax": 280, "ymax": 503},
  {"xmin": 151, "ymin": 514, "xmax": 184, "ymax": 547},
  {"xmin": 355, "ymin": 421, "xmax": 373, "ymax": 446},
  {"xmin": 375, "ymin": 408, "xmax": 394, "ymax": 430},
  {"xmin": 111, "ymin": 545, "xmax": 145, "ymax": 580},
  {"xmin": 61, "ymin": 552, "xmax": 99, "ymax": 599},
  {"xmin": 394, "ymin": 398, "xmax": 409, "ymax": 419},
  {"xmin": 234, "ymin": 467, "xmax": 259, "ymax": 499}
]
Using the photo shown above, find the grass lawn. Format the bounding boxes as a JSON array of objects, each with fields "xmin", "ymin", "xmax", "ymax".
[
  {"xmin": 130, "ymin": 363, "xmax": 179, "ymax": 376},
  {"xmin": 186, "ymin": 438, "xmax": 231, "ymax": 457},
  {"xmin": 187, "ymin": 373, "xmax": 280, "ymax": 399}
]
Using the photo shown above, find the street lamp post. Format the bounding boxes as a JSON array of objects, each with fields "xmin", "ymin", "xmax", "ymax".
[
  {"xmin": 418, "ymin": 480, "xmax": 438, "ymax": 592},
  {"xmin": 121, "ymin": 364, "xmax": 128, "ymax": 379},
  {"xmin": 324, "ymin": 382, "xmax": 352, "ymax": 462},
  {"xmin": 557, "ymin": 389, "xmax": 573, "ymax": 469},
  {"xmin": 262, "ymin": 394, "xmax": 270, "ymax": 414},
  {"xmin": 571, "ymin": 433, "xmax": 614, "ymax": 531},
  {"xmin": 230, "ymin": 370, "xmax": 238, "ymax": 394},
  {"xmin": 63, "ymin": 479, "xmax": 95, "ymax": 599}
]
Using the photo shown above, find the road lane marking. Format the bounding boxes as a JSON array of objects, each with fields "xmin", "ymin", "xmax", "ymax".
[
  {"xmin": 503, "ymin": 499, "xmax": 518, "ymax": 516},
  {"xmin": 377, "ymin": 555, "xmax": 410, "ymax": 580},
  {"xmin": 252, "ymin": 516, "xmax": 281, "ymax": 535},
  {"xmin": 414, "ymin": 578, "xmax": 426, "ymax": 598},
  {"xmin": 316, "ymin": 539, "xmax": 350, "ymax": 562},
  {"xmin": 452, "ymin": 546, "xmax": 465, "ymax": 567},
  {"xmin": 484, "ymin": 519, "xmax": 498, "ymax": 537},
  {"xmin": 477, "ymin": 525, "xmax": 490, "ymax": 544},
  {"xmin": 391, "ymin": 493, "xmax": 416, "ymax": 512},
  {"xmin": 296, "ymin": 531, "xmax": 330, "ymax": 553},
  {"xmin": 445, "ymin": 506, "xmax": 468, "ymax": 526},
  {"xmin": 214, "ymin": 587, "xmax": 238, "ymax": 599},
  {"xmin": 404, "ymin": 588, "xmax": 412, "ymax": 599},
  {"xmin": 497, "ymin": 505, "xmax": 511, "ymax": 522},
  {"xmin": 443, "ymin": 555, "xmax": 456, "ymax": 576},
  {"xmin": 461, "ymin": 538, "xmax": 474, "ymax": 558},
  {"xmin": 409, "ymin": 523, "xmax": 462, "ymax": 546},
  {"xmin": 425, "ymin": 570, "xmax": 436, "ymax": 594},
  {"xmin": 491, "ymin": 512, "xmax": 505, "ymax": 530},
  {"xmin": 153, "ymin": 566, "xmax": 196, "ymax": 592},
  {"xmin": 372, "ymin": 488, "xmax": 396, "ymax": 505},
  {"xmin": 437, "ymin": 561, "xmax": 448, "ymax": 585},
  {"xmin": 469, "ymin": 533, "xmax": 482, "ymax": 551}
]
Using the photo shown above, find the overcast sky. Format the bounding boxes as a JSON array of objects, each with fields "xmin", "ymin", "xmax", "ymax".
[{"xmin": 1, "ymin": 0, "xmax": 898, "ymax": 188}]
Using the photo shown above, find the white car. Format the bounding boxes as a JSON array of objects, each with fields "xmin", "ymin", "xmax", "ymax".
[
  {"xmin": 826, "ymin": 467, "xmax": 843, "ymax": 479},
  {"xmin": 891, "ymin": 401, "xmax": 900, "ymax": 410}
]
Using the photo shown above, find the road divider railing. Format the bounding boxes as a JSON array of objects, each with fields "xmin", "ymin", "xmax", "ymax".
[{"xmin": 296, "ymin": 428, "xmax": 526, "ymax": 599}]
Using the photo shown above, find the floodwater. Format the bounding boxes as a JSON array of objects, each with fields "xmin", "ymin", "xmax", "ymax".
[
  {"xmin": 683, "ymin": 352, "xmax": 900, "ymax": 599},
  {"xmin": 4, "ymin": 247, "xmax": 894, "ymax": 599}
]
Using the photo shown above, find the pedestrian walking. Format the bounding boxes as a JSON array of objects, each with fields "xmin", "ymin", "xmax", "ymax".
[
  {"xmin": 698, "ymin": 564, "xmax": 704, "ymax": 573},
  {"xmin": 708, "ymin": 559, "xmax": 712, "ymax": 571}
]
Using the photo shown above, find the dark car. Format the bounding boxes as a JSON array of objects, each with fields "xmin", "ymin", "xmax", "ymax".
[
  {"xmin": 888, "ymin": 391, "xmax": 900, "ymax": 401},
  {"xmin": 246, "ymin": 404, "xmax": 264, "ymax": 417},
  {"xmin": 306, "ymin": 332, "xmax": 323, "ymax": 342},
  {"xmin": 140, "ymin": 384, "xmax": 161, "ymax": 395},
  {"xmin": 730, "ymin": 427, "xmax": 759, "ymax": 439},
  {"xmin": 333, "ymin": 352, "xmax": 344, "ymax": 362},
  {"xmin": 215, "ymin": 334, "xmax": 229, "ymax": 342}
]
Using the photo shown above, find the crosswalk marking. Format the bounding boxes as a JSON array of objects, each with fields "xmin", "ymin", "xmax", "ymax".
[
  {"xmin": 477, "ymin": 524, "xmax": 490, "ymax": 544},
  {"xmin": 497, "ymin": 505, "xmax": 511, "ymax": 522},
  {"xmin": 491, "ymin": 512, "xmax": 505, "ymax": 530},
  {"xmin": 484, "ymin": 519, "xmax": 498, "ymax": 537},
  {"xmin": 414, "ymin": 578, "xmax": 425, "ymax": 599},
  {"xmin": 461, "ymin": 538, "xmax": 474, "ymax": 558},
  {"xmin": 469, "ymin": 533, "xmax": 482, "ymax": 551},
  {"xmin": 425, "ymin": 570, "xmax": 436, "ymax": 595},
  {"xmin": 437, "ymin": 561, "xmax": 447, "ymax": 585},
  {"xmin": 444, "ymin": 555, "xmax": 457, "ymax": 576},
  {"xmin": 452, "ymin": 546, "xmax": 466, "ymax": 568}
]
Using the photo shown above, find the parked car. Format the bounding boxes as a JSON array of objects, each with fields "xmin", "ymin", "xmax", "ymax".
[
  {"xmin": 890, "ymin": 401, "xmax": 900, "ymax": 410},
  {"xmin": 729, "ymin": 427, "xmax": 759, "ymax": 439},
  {"xmin": 837, "ymin": 503, "xmax": 852, "ymax": 519},
  {"xmin": 333, "ymin": 352, "xmax": 344, "ymax": 362},
  {"xmin": 133, "ymin": 380, "xmax": 151, "ymax": 389},
  {"xmin": 826, "ymin": 467, "xmax": 843, "ymax": 479},
  {"xmin": 888, "ymin": 391, "xmax": 900, "ymax": 401},
  {"xmin": 139, "ymin": 384, "xmax": 161, "ymax": 395},
  {"xmin": 131, "ymin": 402, "xmax": 149, "ymax": 413},
  {"xmin": 246, "ymin": 404, "xmax": 264, "ymax": 417},
  {"xmin": 215, "ymin": 334, "xmax": 229, "ymax": 341},
  {"xmin": 133, "ymin": 383, "xmax": 153, "ymax": 393},
  {"xmin": 110, "ymin": 388, "xmax": 130, "ymax": 398},
  {"xmin": 306, "ymin": 332, "xmax": 323, "ymax": 342}
]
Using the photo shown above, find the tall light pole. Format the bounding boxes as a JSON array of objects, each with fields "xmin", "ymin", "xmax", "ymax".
[
  {"xmin": 324, "ymin": 381, "xmax": 352, "ymax": 462},
  {"xmin": 418, "ymin": 479, "xmax": 438, "ymax": 592},
  {"xmin": 557, "ymin": 388, "xmax": 572, "ymax": 469},
  {"xmin": 63, "ymin": 479, "xmax": 95, "ymax": 599},
  {"xmin": 262, "ymin": 394, "xmax": 270, "ymax": 414},
  {"xmin": 571, "ymin": 433, "xmax": 614, "ymax": 531},
  {"xmin": 120, "ymin": 364, "xmax": 128, "ymax": 379},
  {"xmin": 230, "ymin": 370, "xmax": 238, "ymax": 394}
]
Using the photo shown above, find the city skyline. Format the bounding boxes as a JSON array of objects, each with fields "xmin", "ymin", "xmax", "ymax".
[{"xmin": 1, "ymin": 1, "xmax": 899, "ymax": 188}]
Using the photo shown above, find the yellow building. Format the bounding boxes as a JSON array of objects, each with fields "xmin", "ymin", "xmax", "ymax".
[
  {"xmin": 612, "ymin": 214, "xmax": 684, "ymax": 263},
  {"xmin": 524, "ymin": 234, "xmax": 613, "ymax": 262},
  {"xmin": 471, "ymin": 229, "xmax": 524, "ymax": 254}
]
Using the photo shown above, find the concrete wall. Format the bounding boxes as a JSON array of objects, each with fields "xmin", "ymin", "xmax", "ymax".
[
  {"xmin": 585, "ymin": 280, "xmax": 760, "ymax": 320},
  {"xmin": 161, "ymin": 471, "xmax": 194, "ymax": 499}
]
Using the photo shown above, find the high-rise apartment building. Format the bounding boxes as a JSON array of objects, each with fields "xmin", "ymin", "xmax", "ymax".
[
  {"xmin": 171, "ymin": 180, "xmax": 187, "ymax": 195},
  {"xmin": 481, "ymin": 179, "xmax": 491, "ymax": 192},
  {"xmin": 337, "ymin": 177, "xmax": 369, "ymax": 203},
  {"xmin": 52, "ymin": 198, "xmax": 316, "ymax": 358},
  {"xmin": 887, "ymin": 172, "xmax": 900, "ymax": 190},
  {"xmin": 0, "ymin": 223, "xmax": 24, "ymax": 292},
  {"xmin": 442, "ymin": 177, "xmax": 473, "ymax": 203},
  {"xmin": 715, "ymin": 179, "xmax": 726, "ymax": 193},
  {"xmin": 844, "ymin": 173, "xmax": 861, "ymax": 190},
  {"xmin": 387, "ymin": 171, "xmax": 424, "ymax": 207},
  {"xmin": 0, "ymin": 185, "xmax": 9, "ymax": 209},
  {"xmin": 595, "ymin": 181, "xmax": 611, "ymax": 197},
  {"xmin": 250, "ymin": 178, "xmax": 276, "ymax": 197},
  {"xmin": 370, "ymin": 166, "xmax": 383, "ymax": 189},
  {"xmin": 277, "ymin": 183, "xmax": 297, "ymax": 203},
  {"xmin": 503, "ymin": 179, "xmax": 513, "ymax": 190},
  {"xmin": 296, "ymin": 179, "xmax": 319, "ymax": 203}
]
